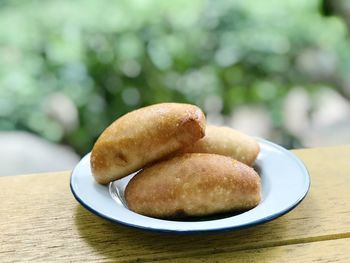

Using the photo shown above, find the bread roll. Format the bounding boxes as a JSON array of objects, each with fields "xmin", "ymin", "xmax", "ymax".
[
  {"xmin": 91, "ymin": 103, "xmax": 206, "ymax": 184},
  {"xmin": 181, "ymin": 125, "xmax": 259, "ymax": 166},
  {"xmin": 125, "ymin": 153, "xmax": 261, "ymax": 218}
]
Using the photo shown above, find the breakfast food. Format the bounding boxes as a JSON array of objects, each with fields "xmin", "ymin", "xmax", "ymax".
[
  {"xmin": 90, "ymin": 102, "xmax": 262, "ymax": 219},
  {"xmin": 125, "ymin": 153, "xmax": 261, "ymax": 218},
  {"xmin": 91, "ymin": 103, "xmax": 206, "ymax": 184},
  {"xmin": 181, "ymin": 125, "xmax": 259, "ymax": 166}
]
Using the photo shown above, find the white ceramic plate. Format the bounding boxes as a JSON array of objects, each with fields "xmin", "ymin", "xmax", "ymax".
[{"xmin": 70, "ymin": 138, "xmax": 310, "ymax": 233}]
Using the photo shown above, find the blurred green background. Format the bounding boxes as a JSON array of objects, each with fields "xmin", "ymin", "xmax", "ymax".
[{"xmin": 1, "ymin": 0, "xmax": 350, "ymax": 174}]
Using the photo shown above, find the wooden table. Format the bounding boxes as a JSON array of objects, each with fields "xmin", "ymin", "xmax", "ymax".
[{"xmin": 1, "ymin": 145, "xmax": 350, "ymax": 262}]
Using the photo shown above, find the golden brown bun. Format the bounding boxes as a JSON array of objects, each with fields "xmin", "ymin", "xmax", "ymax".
[
  {"xmin": 91, "ymin": 103, "xmax": 206, "ymax": 184},
  {"xmin": 181, "ymin": 125, "xmax": 260, "ymax": 166},
  {"xmin": 125, "ymin": 153, "xmax": 261, "ymax": 218}
]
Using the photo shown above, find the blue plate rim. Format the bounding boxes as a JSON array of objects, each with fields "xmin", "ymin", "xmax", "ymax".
[{"xmin": 70, "ymin": 138, "xmax": 311, "ymax": 234}]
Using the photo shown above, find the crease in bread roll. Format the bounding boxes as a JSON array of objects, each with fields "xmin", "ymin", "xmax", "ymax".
[
  {"xmin": 125, "ymin": 153, "xmax": 261, "ymax": 218},
  {"xmin": 91, "ymin": 103, "xmax": 206, "ymax": 184},
  {"xmin": 181, "ymin": 125, "xmax": 260, "ymax": 166}
]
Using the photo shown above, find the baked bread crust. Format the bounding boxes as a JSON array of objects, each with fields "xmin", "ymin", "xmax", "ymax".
[
  {"xmin": 91, "ymin": 103, "xmax": 206, "ymax": 184},
  {"xmin": 181, "ymin": 125, "xmax": 260, "ymax": 166},
  {"xmin": 125, "ymin": 153, "xmax": 261, "ymax": 218}
]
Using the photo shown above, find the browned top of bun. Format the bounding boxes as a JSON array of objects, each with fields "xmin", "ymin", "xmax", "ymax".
[{"xmin": 91, "ymin": 103, "xmax": 206, "ymax": 184}]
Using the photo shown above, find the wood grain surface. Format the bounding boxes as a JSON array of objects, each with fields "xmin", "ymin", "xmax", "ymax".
[
  {"xmin": 1, "ymin": 145, "xmax": 350, "ymax": 262},
  {"xmin": 159, "ymin": 238, "xmax": 350, "ymax": 263}
]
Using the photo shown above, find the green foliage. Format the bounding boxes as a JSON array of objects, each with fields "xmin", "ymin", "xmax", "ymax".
[{"xmin": 0, "ymin": 0, "xmax": 349, "ymax": 154}]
